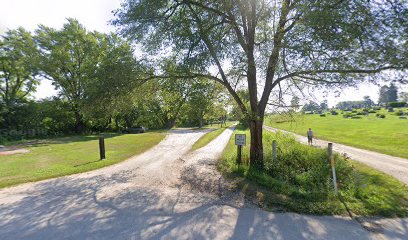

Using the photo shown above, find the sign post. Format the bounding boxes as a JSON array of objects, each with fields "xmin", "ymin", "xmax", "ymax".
[
  {"xmin": 272, "ymin": 140, "xmax": 277, "ymax": 162},
  {"xmin": 328, "ymin": 143, "xmax": 338, "ymax": 194},
  {"xmin": 235, "ymin": 134, "xmax": 246, "ymax": 165}
]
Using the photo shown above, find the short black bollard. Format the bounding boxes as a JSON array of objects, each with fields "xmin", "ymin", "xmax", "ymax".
[{"xmin": 99, "ymin": 134, "xmax": 105, "ymax": 160}]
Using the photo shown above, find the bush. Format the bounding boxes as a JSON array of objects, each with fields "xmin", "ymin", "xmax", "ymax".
[
  {"xmin": 331, "ymin": 111, "xmax": 338, "ymax": 115},
  {"xmin": 376, "ymin": 113, "xmax": 386, "ymax": 118},
  {"xmin": 351, "ymin": 116, "xmax": 362, "ymax": 119},
  {"xmin": 395, "ymin": 110, "xmax": 405, "ymax": 116},
  {"xmin": 388, "ymin": 102, "xmax": 406, "ymax": 108},
  {"xmin": 388, "ymin": 107, "xmax": 394, "ymax": 112},
  {"xmin": 368, "ymin": 110, "xmax": 377, "ymax": 113},
  {"xmin": 320, "ymin": 114, "xmax": 326, "ymax": 117}
]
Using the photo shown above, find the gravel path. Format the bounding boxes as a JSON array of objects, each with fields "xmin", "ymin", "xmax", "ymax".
[
  {"xmin": 0, "ymin": 127, "xmax": 407, "ymax": 239},
  {"xmin": 264, "ymin": 125, "xmax": 408, "ymax": 185}
]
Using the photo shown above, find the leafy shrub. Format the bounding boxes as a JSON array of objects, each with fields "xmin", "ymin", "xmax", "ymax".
[
  {"xmin": 368, "ymin": 110, "xmax": 377, "ymax": 113},
  {"xmin": 395, "ymin": 110, "xmax": 405, "ymax": 116},
  {"xmin": 331, "ymin": 111, "xmax": 338, "ymax": 115},
  {"xmin": 373, "ymin": 106, "xmax": 382, "ymax": 110},
  {"xmin": 320, "ymin": 114, "xmax": 326, "ymax": 117},
  {"xmin": 376, "ymin": 113, "xmax": 386, "ymax": 118},
  {"xmin": 388, "ymin": 102, "xmax": 406, "ymax": 108},
  {"xmin": 263, "ymin": 132, "xmax": 354, "ymax": 192},
  {"xmin": 356, "ymin": 112, "xmax": 365, "ymax": 115},
  {"xmin": 388, "ymin": 107, "xmax": 394, "ymax": 112},
  {"xmin": 351, "ymin": 116, "xmax": 362, "ymax": 119}
]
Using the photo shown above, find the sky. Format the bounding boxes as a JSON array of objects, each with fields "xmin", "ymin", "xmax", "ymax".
[{"xmin": 1, "ymin": 0, "xmax": 406, "ymax": 107}]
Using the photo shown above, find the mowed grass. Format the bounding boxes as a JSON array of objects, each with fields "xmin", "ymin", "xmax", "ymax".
[
  {"xmin": 0, "ymin": 132, "xmax": 165, "ymax": 188},
  {"xmin": 218, "ymin": 126, "xmax": 408, "ymax": 216},
  {"xmin": 191, "ymin": 121, "xmax": 236, "ymax": 150},
  {"xmin": 265, "ymin": 108, "xmax": 408, "ymax": 158}
]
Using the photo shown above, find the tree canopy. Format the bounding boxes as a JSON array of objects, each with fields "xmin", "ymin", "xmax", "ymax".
[{"xmin": 114, "ymin": 0, "xmax": 408, "ymax": 167}]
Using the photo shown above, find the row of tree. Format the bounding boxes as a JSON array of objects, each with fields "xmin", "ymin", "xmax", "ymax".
[{"xmin": 0, "ymin": 19, "xmax": 229, "ymax": 141}]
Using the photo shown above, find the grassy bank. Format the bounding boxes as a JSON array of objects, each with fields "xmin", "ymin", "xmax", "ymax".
[
  {"xmin": 265, "ymin": 109, "xmax": 408, "ymax": 158},
  {"xmin": 218, "ymin": 125, "xmax": 408, "ymax": 216},
  {"xmin": 0, "ymin": 132, "xmax": 165, "ymax": 188},
  {"xmin": 192, "ymin": 122, "xmax": 235, "ymax": 150}
]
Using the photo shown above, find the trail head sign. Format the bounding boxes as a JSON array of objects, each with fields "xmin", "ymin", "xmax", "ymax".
[{"xmin": 235, "ymin": 134, "xmax": 246, "ymax": 146}]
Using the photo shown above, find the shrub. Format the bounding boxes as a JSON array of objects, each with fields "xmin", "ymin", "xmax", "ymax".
[
  {"xmin": 373, "ymin": 106, "xmax": 382, "ymax": 110},
  {"xmin": 331, "ymin": 111, "xmax": 338, "ymax": 115},
  {"xmin": 320, "ymin": 114, "xmax": 326, "ymax": 117},
  {"xmin": 395, "ymin": 110, "xmax": 405, "ymax": 116},
  {"xmin": 351, "ymin": 116, "xmax": 362, "ymax": 119},
  {"xmin": 388, "ymin": 102, "xmax": 406, "ymax": 108},
  {"xmin": 356, "ymin": 112, "xmax": 365, "ymax": 115},
  {"xmin": 388, "ymin": 107, "xmax": 394, "ymax": 112},
  {"xmin": 368, "ymin": 110, "xmax": 377, "ymax": 113},
  {"xmin": 376, "ymin": 113, "xmax": 386, "ymax": 118}
]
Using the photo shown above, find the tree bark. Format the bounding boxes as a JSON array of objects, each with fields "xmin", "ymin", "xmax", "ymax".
[
  {"xmin": 165, "ymin": 118, "xmax": 176, "ymax": 129},
  {"xmin": 249, "ymin": 118, "xmax": 264, "ymax": 168},
  {"xmin": 74, "ymin": 110, "xmax": 85, "ymax": 133}
]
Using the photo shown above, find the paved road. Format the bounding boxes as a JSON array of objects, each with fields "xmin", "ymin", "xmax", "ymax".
[
  {"xmin": 0, "ymin": 127, "xmax": 407, "ymax": 239},
  {"xmin": 264, "ymin": 126, "xmax": 408, "ymax": 186}
]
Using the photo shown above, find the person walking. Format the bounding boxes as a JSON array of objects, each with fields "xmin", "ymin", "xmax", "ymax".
[{"xmin": 307, "ymin": 128, "xmax": 313, "ymax": 145}]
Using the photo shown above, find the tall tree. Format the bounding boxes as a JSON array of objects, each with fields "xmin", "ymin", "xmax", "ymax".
[
  {"xmin": 378, "ymin": 83, "xmax": 399, "ymax": 105},
  {"xmin": 114, "ymin": 0, "xmax": 408, "ymax": 167},
  {"xmin": 388, "ymin": 83, "xmax": 398, "ymax": 103},
  {"xmin": 363, "ymin": 96, "xmax": 374, "ymax": 107},
  {"xmin": 290, "ymin": 96, "xmax": 300, "ymax": 111},
  {"xmin": 0, "ymin": 28, "xmax": 39, "ymax": 128},
  {"xmin": 35, "ymin": 19, "xmax": 140, "ymax": 132}
]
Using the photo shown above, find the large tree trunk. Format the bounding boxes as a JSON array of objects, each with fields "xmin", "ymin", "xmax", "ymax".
[
  {"xmin": 249, "ymin": 118, "xmax": 264, "ymax": 168},
  {"xmin": 165, "ymin": 118, "xmax": 176, "ymax": 129},
  {"xmin": 74, "ymin": 110, "xmax": 85, "ymax": 133}
]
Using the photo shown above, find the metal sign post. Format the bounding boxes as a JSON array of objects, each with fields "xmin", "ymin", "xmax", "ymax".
[
  {"xmin": 328, "ymin": 143, "xmax": 338, "ymax": 194},
  {"xmin": 235, "ymin": 134, "xmax": 246, "ymax": 165}
]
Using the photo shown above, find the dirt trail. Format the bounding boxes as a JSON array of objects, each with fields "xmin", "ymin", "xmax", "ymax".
[
  {"xmin": 0, "ymin": 127, "xmax": 406, "ymax": 239},
  {"xmin": 264, "ymin": 125, "xmax": 408, "ymax": 185}
]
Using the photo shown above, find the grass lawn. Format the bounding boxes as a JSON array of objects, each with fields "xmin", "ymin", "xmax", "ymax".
[
  {"xmin": 265, "ymin": 108, "xmax": 408, "ymax": 158},
  {"xmin": 191, "ymin": 121, "xmax": 235, "ymax": 150},
  {"xmin": 0, "ymin": 132, "xmax": 165, "ymax": 188},
  {"xmin": 218, "ymin": 126, "xmax": 408, "ymax": 217}
]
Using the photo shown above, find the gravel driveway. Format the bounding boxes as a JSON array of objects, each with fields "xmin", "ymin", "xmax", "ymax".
[
  {"xmin": 263, "ymin": 125, "xmax": 408, "ymax": 185},
  {"xmin": 0, "ymin": 127, "xmax": 406, "ymax": 239}
]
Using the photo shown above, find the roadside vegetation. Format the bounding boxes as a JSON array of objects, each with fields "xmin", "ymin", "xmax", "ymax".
[
  {"xmin": 0, "ymin": 132, "xmax": 165, "ymax": 188},
  {"xmin": 219, "ymin": 125, "xmax": 408, "ymax": 217},
  {"xmin": 265, "ymin": 107, "xmax": 408, "ymax": 158},
  {"xmin": 191, "ymin": 121, "xmax": 235, "ymax": 150}
]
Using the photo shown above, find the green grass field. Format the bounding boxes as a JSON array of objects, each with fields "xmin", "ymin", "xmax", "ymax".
[
  {"xmin": 218, "ymin": 126, "xmax": 408, "ymax": 216},
  {"xmin": 0, "ymin": 132, "xmax": 165, "ymax": 188},
  {"xmin": 191, "ymin": 121, "xmax": 235, "ymax": 150},
  {"xmin": 265, "ymin": 108, "xmax": 408, "ymax": 158}
]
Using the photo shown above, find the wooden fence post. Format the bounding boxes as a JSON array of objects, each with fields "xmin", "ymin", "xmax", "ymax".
[{"xmin": 99, "ymin": 134, "xmax": 105, "ymax": 160}]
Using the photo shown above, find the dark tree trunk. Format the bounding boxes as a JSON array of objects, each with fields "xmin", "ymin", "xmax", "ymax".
[
  {"xmin": 74, "ymin": 110, "xmax": 85, "ymax": 133},
  {"xmin": 249, "ymin": 118, "xmax": 264, "ymax": 168},
  {"xmin": 165, "ymin": 118, "xmax": 176, "ymax": 129}
]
